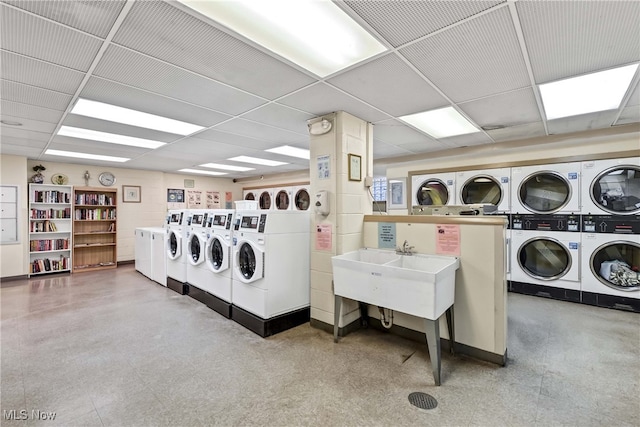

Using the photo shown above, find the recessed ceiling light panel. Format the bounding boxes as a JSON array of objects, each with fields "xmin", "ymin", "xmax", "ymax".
[
  {"xmin": 71, "ymin": 99, "xmax": 205, "ymax": 135},
  {"xmin": 265, "ymin": 145, "xmax": 310, "ymax": 159},
  {"xmin": 57, "ymin": 126, "xmax": 165, "ymax": 149},
  {"xmin": 45, "ymin": 149, "xmax": 129, "ymax": 162},
  {"xmin": 177, "ymin": 0, "xmax": 387, "ymax": 77},
  {"xmin": 228, "ymin": 156, "xmax": 288, "ymax": 166},
  {"xmin": 179, "ymin": 168, "xmax": 228, "ymax": 176},
  {"xmin": 540, "ymin": 64, "xmax": 639, "ymax": 120},
  {"xmin": 200, "ymin": 163, "xmax": 255, "ymax": 172},
  {"xmin": 399, "ymin": 107, "xmax": 479, "ymax": 139}
]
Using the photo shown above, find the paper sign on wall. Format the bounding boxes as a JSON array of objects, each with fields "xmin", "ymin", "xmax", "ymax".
[
  {"xmin": 378, "ymin": 223, "xmax": 396, "ymax": 249},
  {"xmin": 315, "ymin": 223, "xmax": 332, "ymax": 251},
  {"xmin": 317, "ymin": 155, "xmax": 330, "ymax": 180},
  {"xmin": 206, "ymin": 191, "xmax": 220, "ymax": 209},
  {"xmin": 435, "ymin": 224, "xmax": 461, "ymax": 256},
  {"xmin": 225, "ymin": 192, "xmax": 233, "ymax": 209},
  {"xmin": 187, "ymin": 190, "xmax": 202, "ymax": 209}
]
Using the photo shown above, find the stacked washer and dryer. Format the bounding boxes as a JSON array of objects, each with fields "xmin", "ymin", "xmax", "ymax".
[
  {"xmin": 580, "ymin": 158, "xmax": 640, "ymax": 312},
  {"xmin": 166, "ymin": 209, "xmax": 190, "ymax": 295},
  {"xmin": 231, "ymin": 209, "xmax": 311, "ymax": 337}
]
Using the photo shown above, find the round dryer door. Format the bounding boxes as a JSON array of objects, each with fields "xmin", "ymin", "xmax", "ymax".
[
  {"xmin": 235, "ymin": 241, "xmax": 264, "ymax": 283},
  {"xmin": 416, "ymin": 179, "xmax": 449, "ymax": 206},
  {"xmin": 188, "ymin": 233, "xmax": 204, "ymax": 265},
  {"xmin": 245, "ymin": 192, "xmax": 256, "ymax": 201},
  {"xmin": 518, "ymin": 171, "xmax": 570, "ymax": 214},
  {"xmin": 590, "ymin": 165, "xmax": 640, "ymax": 215},
  {"xmin": 518, "ymin": 237, "xmax": 571, "ymax": 280},
  {"xmin": 259, "ymin": 191, "xmax": 272, "ymax": 209},
  {"xmin": 295, "ymin": 189, "xmax": 310, "ymax": 210},
  {"xmin": 275, "ymin": 190, "xmax": 290, "ymax": 210},
  {"xmin": 461, "ymin": 175, "xmax": 502, "ymax": 205},
  {"xmin": 206, "ymin": 236, "xmax": 229, "ymax": 272},
  {"xmin": 590, "ymin": 241, "xmax": 640, "ymax": 291},
  {"xmin": 167, "ymin": 231, "xmax": 181, "ymax": 260}
]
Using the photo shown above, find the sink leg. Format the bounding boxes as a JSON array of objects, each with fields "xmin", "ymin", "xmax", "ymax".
[
  {"xmin": 424, "ymin": 318, "xmax": 441, "ymax": 386},
  {"xmin": 334, "ymin": 295, "xmax": 342, "ymax": 343},
  {"xmin": 445, "ymin": 305, "xmax": 455, "ymax": 355}
]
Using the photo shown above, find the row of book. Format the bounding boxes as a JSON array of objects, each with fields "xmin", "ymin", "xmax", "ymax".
[
  {"xmin": 75, "ymin": 193, "xmax": 114, "ymax": 206},
  {"xmin": 30, "ymin": 208, "xmax": 71, "ymax": 219},
  {"xmin": 30, "ymin": 238, "xmax": 70, "ymax": 252},
  {"xmin": 30, "ymin": 256, "xmax": 69, "ymax": 273},
  {"xmin": 31, "ymin": 190, "xmax": 71, "ymax": 204},
  {"xmin": 30, "ymin": 220, "xmax": 62, "ymax": 232},
  {"xmin": 74, "ymin": 208, "xmax": 117, "ymax": 220}
]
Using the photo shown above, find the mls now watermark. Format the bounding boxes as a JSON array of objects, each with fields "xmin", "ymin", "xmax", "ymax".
[{"xmin": 3, "ymin": 409, "xmax": 57, "ymax": 421}]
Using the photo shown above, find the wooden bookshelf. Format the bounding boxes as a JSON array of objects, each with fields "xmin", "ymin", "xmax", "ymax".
[
  {"xmin": 72, "ymin": 187, "xmax": 117, "ymax": 273},
  {"xmin": 28, "ymin": 184, "xmax": 72, "ymax": 276}
]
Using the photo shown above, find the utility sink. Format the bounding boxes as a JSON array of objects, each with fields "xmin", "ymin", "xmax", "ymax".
[{"xmin": 332, "ymin": 248, "xmax": 459, "ymax": 320}]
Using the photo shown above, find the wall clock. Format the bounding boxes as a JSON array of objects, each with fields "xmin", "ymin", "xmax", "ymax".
[{"xmin": 98, "ymin": 171, "xmax": 116, "ymax": 186}]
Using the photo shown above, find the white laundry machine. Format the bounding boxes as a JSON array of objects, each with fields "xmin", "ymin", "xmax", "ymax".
[
  {"xmin": 511, "ymin": 163, "xmax": 581, "ymax": 214},
  {"xmin": 185, "ymin": 209, "xmax": 210, "ymax": 301},
  {"xmin": 257, "ymin": 188, "xmax": 274, "ymax": 210},
  {"xmin": 135, "ymin": 226, "xmax": 166, "ymax": 286},
  {"xmin": 293, "ymin": 185, "xmax": 311, "ymax": 211},
  {"xmin": 411, "ymin": 172, "xmax": 456, "ymax": 206},
  {"xmin": 231, "ymin": 210, "xmax": 310, "ymax": 337},
  {"xmin": 456, "ymin": 168, "xmax": 511, "ymax": 213},
  {"xmin": 581, "ymin": 157, "xmax": 640, "ymax": 216},
  {"xmin": 509, "ymin": 214, "xmax": 581, "ymax": 302},
  {"xmin": 243, "ymin": 189, "xmax": 257, "ymax": 201},
  {"xmin": 581, "ymin": 214, "xmax": 640, "ymax": 312},
  {"xmin": 273, "ymin": 186, "xmax": 293, "ymax": 210},
  {"xmin": 135, "ymin": 227, "xmax": 154, "ymax": 279},
  {"xmin": 166, "ymin": 209, "xmax": 190, "ymax": 294}
]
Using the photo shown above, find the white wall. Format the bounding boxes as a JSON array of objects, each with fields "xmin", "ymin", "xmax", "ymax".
[{"xmin": 0, "ymin": 155, "xmax": 28, "ymax": 278}]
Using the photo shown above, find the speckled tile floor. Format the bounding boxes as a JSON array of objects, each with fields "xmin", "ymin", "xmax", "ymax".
[{"xmin": 1, "ymin": 264, "xmax": 639, "ymax": 427}]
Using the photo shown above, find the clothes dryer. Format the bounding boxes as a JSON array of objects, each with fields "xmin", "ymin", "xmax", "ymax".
[
  {"xmin": 581, "ymin": 214, "xmax": 640, "ymax": 312},
  {"xmin": 273, "ymin": 186, "xmax": 293, "ymax": 210},
  {"xmin": 581, "ymin": 157, "xmax": 640, "ymax": 216},
  {"xmin": 185, "ymin": 210, "xmax": 210, "ymax": 302},
  {"xmin": 166, "ymin": 209, "xmax": 190, "ymax": 294},
  {"xmin": 293, "ymin": 185, "xmax": 311, "ymax": 211},
  {"xmin": 411, "ymin": 173, "xmax": 456, "ymax": 206},
  {"xmin": 258, "ymin": 189, "xmax": 274, "ymax": 210},
  {"xmin": 231, "ymin": 210, "xmax": 310, "ymax": 337},
  {"xmin": 511, "ymin": 163, "xmax": 580, "ymax": 214},
  {"xmin": 243, "ymin": 189, "xmax": 257, "ymax": 201},
  {"xmin": 135, "ymin": 227, "xmax": 154, "ymax": 279},
  {"xmin": 510, "ymin": 214, "xmax": 581, "ymax": 301},
  {"xmin": 456, "ymin": 168, "xmax": 511, "ymax": 213},
  {"xmin": 150, "ymin": 227, "xmax": 166, "ymax": 287}
]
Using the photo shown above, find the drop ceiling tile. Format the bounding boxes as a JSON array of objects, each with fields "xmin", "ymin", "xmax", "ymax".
[
  {"xmin": 400, "ymin": 7, "xmax": 530, "ymax": 102},
  {"xmin": 0, "ymin": 5, "xmax": 103, "ymax": 71},
  {"xmin": 278, "ymin": 83, "xmax": 390, "ymax": 123},
  {"xmin": 517, "ymin": 1, "xmax": 640, "ymax": 83},
  {"xmin": 458, "ymin": 87, "xmax": 542, "ymax": 128},
  {"xmin": 92, "ymin": 47, "xmax": 265, "ymax": 117},
  {"xmin": 389, "ymin": 141, "xmax": 450, "ymax": 154},
  {"xmin": 62, "ymin": 114, "xmax": 186, "ymax": 143},
  {"xmin": 485, "ymin": 121, "xmax": 546, "ymax": 142},
  {"xmin": 547, "ymin": 111, "xmax": 619, "ymax": 136},
  {"xmin": 614, "ymin": 106, "xmax": 640, "ymax": 126},
  {"xmin": 1, "ymin": 51, "xmax": 85, "ymax": 94},
  {"xmin": 343, "ymin": 0, "xmax": 504, "ymax": 48},
  {"xmin": 441, "ymin": 131, "xmax": 494, "ymax": 147},
  {"xmin": 1, "ymin": 100, "xmax": 64, "ymax": 124},
  {"xmin": 624, "ymin": 84, "xmax": 640, "ymax": 107},
  {"xmin": 113, "ymin": 1, "xmax": 315, "ymax": 99},
  {"xmin": 3, "ymin": 0, "xmax": 126, "ymax": 38},
  {"xmin": 0, "ymin": 141, "xmax": 45, "ymax": 157},
  {"xmin": 160, "ymin": 137, "xmax": 241, "ymax": 158},
  {"xmin": 0, "ymin": 114, "xmax": 57, "ymax": 134},
  {"xmin": 1, "ymin": 126, "xmax": 51, "ymax": 142},
  {"xmin": 123, "ymin": 156, "xmax": 197, "ymax": 172},
  {"xmin": 1, "ymin": 80, "xmax": 72, "ymax": 110},
  {"xmin": 49, "ymin": 137, "xmax": 149, "ymax": 157},
  {"xmin": 327, "ymin": 53, "xmax": 449, "ymax": 117},
  {"xmin": 373, "ymin": 119, "xmax": 440, "ymax": 147},
  {"xmin": 195, "ymin": 128, "xmax": 277, "ymax": 151},
  {"xmin": 371, "ymin": 141, "xmax": 412, "ymax": 158},
  {"xmin": 213, "ymin": 118, "xmax": 304, "ymax": 145},
  {"xmin": 242, "ymin": 104, "xmax": 315, "ymax": 135},
  {"xmin": 0, "ymin": 133, "xmax": 48, "ymax": 148}
]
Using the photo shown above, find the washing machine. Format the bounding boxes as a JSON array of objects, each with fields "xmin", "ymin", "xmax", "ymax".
[
  {"xmin": 293, "ymin": 185, "xmax": 311, "ymax": 211},
  {"xmin": 581, "ymin": 214, "xmax": 640, "ymax": 312},
  {"xmin": 273, "ymin": 186, "xmax": 293, "ymax": 210},
  {"xmin": 581, "ymin": 157, "xmax": 640, "ymax": 216},
  {"xmin": 243, "ymin": 189, "xmax": 257, "ymax": 201},
  {"xmin": 456, "ymin": 168, "xmax": 511, "ymax": 213},
  {"xmin": 509, "ymin": 213, "xmax": 581, "ymax": 301},
  {"xmin": 231, "ymin": 210, "xmax": 311, "ymax": 337},
  {"xmin": 185, "ymin": 209, "xmax": 210, "ymax": 302},
  {"xmin": 166, "ymin": 209, "xmax": 190, "ymax": 294},
  {"xmin": 511, "ymin": 163, "xmax": 580, "ymax": 214},
  {"xmin": 411, "ymin": 172, "xmax": 456, "ymax": 206}
]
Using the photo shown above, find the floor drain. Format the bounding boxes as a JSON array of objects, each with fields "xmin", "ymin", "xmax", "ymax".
[{"xmin": 408, "ymin": 392, "xmax": 438, "ymax": 410}]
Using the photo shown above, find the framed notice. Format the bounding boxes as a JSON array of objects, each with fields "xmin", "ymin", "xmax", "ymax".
[
  {"xmin": 122, "ymin": 185, "xmax": 141, "ymax": 203},
  {"xmin": 348, "ymin": 154, "xmax": 361, "ymax": 182},
  {"xmin": 388, "ymin": 178, "xmax": 407, "ymax": 209}
]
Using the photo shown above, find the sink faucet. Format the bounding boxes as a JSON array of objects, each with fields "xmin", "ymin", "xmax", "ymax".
[{"xmin": 396, "ymin": 240, "xmax": 415, "ymax": 255}]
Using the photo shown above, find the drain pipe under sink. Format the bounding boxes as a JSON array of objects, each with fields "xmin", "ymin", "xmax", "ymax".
[{"xmin": 378, "ymin": 307, "xmax": 393, "ymax": 329}]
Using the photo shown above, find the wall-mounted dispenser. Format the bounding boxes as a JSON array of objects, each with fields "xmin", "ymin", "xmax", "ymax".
[{"xmin": 315, "ymin": 190, "xmax": 330, "ymax": 216}]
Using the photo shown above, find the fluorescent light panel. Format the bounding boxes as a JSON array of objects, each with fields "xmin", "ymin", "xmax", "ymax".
[
  {"xmin": 45, "ymin": 149, "xmax": 129, "ymax": 163},
  {"xmin": 540, "ymin": 64, "xmax": 639, "ymax": 120},
  {"xmin": 399, "ymin": 107, "xmax": 479, "ymax": 138},
  {"xmin": 179, "ymin": 168, "xmax": 227, "ymax": 176},
  {"xmin": 58, "ymin": 126, "xmax": 165, "ymax": 149},
  {"xmin": 71, "ymin": 99, "xmax": 205, "ymax": 135},
  {"xmin": 200, "ymin": 163, "xmax": 255, "ymax": 172},
  {"xmin": 177, "ymin": 0, "xmax": 387, "ymax": 77},
  {"xmin": 228, "ymin": 156, "xmax": 288, "ymax": 166},
  {"xmin": 265, "ymin": 145, "xmax": 310, "ymax": 159}
]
